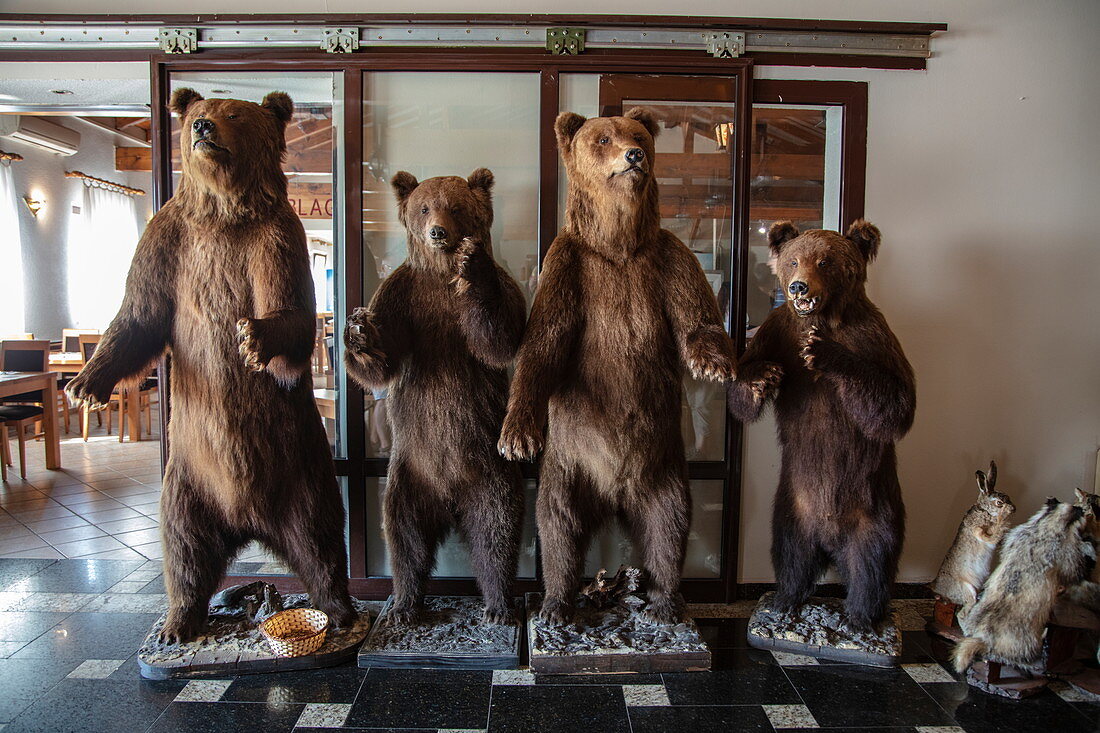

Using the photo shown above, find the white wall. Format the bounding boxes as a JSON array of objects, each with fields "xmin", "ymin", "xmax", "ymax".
[
  {"xmin": 5, "ymin": 125, "xmax": 152, "ymax": 340},
  {"xmin": 1, "ymin": 0, "xmax": 1097, "ymax": 584}
]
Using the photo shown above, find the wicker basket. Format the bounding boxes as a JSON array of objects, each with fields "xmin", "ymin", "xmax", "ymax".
[{"xmin": 259, "ymin": 608, "xmax": 329, "ymax": 657}]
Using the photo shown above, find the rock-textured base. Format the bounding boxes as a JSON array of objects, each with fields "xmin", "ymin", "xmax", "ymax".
[
  {"xmin": 357, "ymin": 596, "xmax": 521, "ymax": 670},
  {"xmin": 138, "ymin": 595, "xmax": 374, "ymax": 680},
  {"xmin": 746, "ymin": 592, "xmax": 902, "ymax": 668},
  {"xmin": 526, "ymin": 592, "xmax": 710, "ymax": 675}
]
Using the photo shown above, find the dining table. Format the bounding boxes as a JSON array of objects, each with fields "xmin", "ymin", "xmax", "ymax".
[
  {"xmin": 47, "ymin": 353, "xmax": 144, "ymax": 443},
  {"xmin": 0, "ymin": 371, "xmax": 61, "ymax": 469}
]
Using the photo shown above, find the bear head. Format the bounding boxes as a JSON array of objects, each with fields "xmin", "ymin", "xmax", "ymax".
[
  {"xmin": 390, "ymin": 169, "xmax": 494, "ymax": 267},
  {"xmin": 170, "ymin": 87, "xmax": 293, "ymax": 198},
  {"xmin": 555, "ymin": 107, "xmax": 660, "ymax": 196},
  {"xmin": 767, "ymin": 219, "xmax": 882, "ymax": 318}
]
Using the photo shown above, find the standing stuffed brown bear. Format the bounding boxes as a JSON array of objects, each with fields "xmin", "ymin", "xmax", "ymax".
[
  {"xmin": 727, "ymin": 221, "xmax": 916, "ymax": 631},
  {"xmin": 343, "ymin": 170, "xmax": 527, "ymax": 626},
  {"xmin": 499, "ymin": 108, "xmax": 736, "ymax": 625},
  {"xmin": 66, "ymin": 88, "xmax": 356, "ymax": 643}
]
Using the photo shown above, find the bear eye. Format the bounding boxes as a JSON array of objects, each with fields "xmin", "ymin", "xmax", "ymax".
[
  {"xmin": 227, "ymin": 114, "xmax": 237, "ymax": 120},
  {"xmin": 420, "ymin": 206, "xmax": 429, "ymax": 215},
  {"xmin": 788, "ymin": 259, "xmax": 798, "ymax": 267},
  {"xmin": 598, "ymin": 136, "xmax": 610, "ymax": 145},
  {"xmin": 817, "ymin": 259, "xmax": 828, "ymax": 268}
]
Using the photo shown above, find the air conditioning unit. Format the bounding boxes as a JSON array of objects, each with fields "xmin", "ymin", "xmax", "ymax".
[{"xmin": 0, "ymin": 115, "xmax": 80, "ymax": 156}]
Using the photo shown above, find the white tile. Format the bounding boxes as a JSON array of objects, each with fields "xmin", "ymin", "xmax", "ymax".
[
  {"xmin": 174, "ymin": 679, "xmax": 233, "ymax": 702},
  {"xmin": 81, "ymin": 593, "xmax": 168, "ymax": 613},
  {"xmin": 771, "ymin": 650, "xmax": 819, "ymax": 666},
  {"xmin": 0, "ymin": 641, "xmax": 26, "ymax": 658},
  {"xmin": 1049, "ymin": 680, "xmax": 1100, "ymax": 702},
  {"xmin": 106, "ymin": 580, "xmax": 149, "ymax": 594},
  {"xmin": 295, "ymin": 703, "xmax": 352, "ymax": 728},
  {"xmin": 0, "ymin": 592, "xmax": 96, "ymax": 612},
  {"xmin": 915, "ymin": 728, "xmax": 966, "ymax": 733},
  {"xmin": 492, "ymin": 669, "xmax": 535, "ymax": 686},
  {"xmin": 903, "ymin": 663, "xmax": 955, "ymax": 684},
  {"xmin": 67, "ymin": 658, "xmax": 127, "ymax": 679},
  {"xmin": 622, "ymin": 684, "xmax": 670, "ymax": 706},
  {"xmin": 762, "ymin": 704, "xmax": 818, "ymax": 729}
]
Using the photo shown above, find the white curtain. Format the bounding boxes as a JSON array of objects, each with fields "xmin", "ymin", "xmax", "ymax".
[
  {"xmin": 0, "ymin": 163, "xmax": 23, "ymax": 335},
  {"xmin": 68, "ymin": 183, "xmax": 139, "ymax": 329}
]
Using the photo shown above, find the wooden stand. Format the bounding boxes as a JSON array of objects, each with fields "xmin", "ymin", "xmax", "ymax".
[
  {"xmin": 966, "ymin": 661, "xmax": 1047, "ymax": 699},
  {"xmin": 926, "ymin": 598, "xmax": 964, "ymax": 642},
  {"xmin": 357, "ymin": 596, "xmax": 522, "ymax": 670},
  {"xmin": 526, "ymin": 592, "xmax": 710, "ymax": 675}
]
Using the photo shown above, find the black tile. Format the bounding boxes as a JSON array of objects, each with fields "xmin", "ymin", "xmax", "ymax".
[
  {"xmin": 346, "ymin": 668, "xmax": 491, "ymax": 729},
  {"xmin": 12, "ymin": 611, "xmax": 160, "ymax": 660},
  {"xmin": 0, "ymin": 656, "xmax": 83, "ymax": 723},
  {"xmin": 695, "ymin": 617, "xmax": 750, "ymax": 648},
  {"xmin": 0, "ymin": 611, "xmax": 70, "ymax": 642},
  {"xmin": 664, "ymin": 648, "xmax": 801, "ymax": 705},
  {"xmin": 923, "ymin": 681, "xmax": 1094, "ymax": 733},
  {"xmin": 4, "ymin": 677, "xmax": 184, "ymax": 733},
  {"xmin": 488, "ymin": 684, "xmax": 629, "ymax": 733},
  {"xmin": 17, "ymin": 558, "xmax": 143, "ymax": 593},
  {"xmin": 780, "ymin": 729, "xmax": 917, "ymax": 732},
  {"xmin": 784, "ymin": 664, "xmax": 957, "ymax": 728},
  {"xmin": 1070, "ymin": 701, "xmax": 1100, "ymax": 731},
  {"xmin": 0, "ymin": 558, "xmax": 57, "ymax": 590},
  {"xmin": 149, "ymin": 701, "xmax": 303, "ymax": 733},
  {"xmin": 535, "ymin": 672, "xmax": 664, "ymax": 685},
  {"xmin": 628, "ymin": 704, "xmax": 772, "ymax": 733},
  {"xmin": 297, "ymin": 729, "xmax": 423, "ymax": 733},
  {"xmin": 222, "ymin": 666, "xmax": 366, "ymax": 703}
]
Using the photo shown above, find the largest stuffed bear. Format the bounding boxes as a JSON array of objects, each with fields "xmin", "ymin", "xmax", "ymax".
[
  {"xmin": 499, "ymin": 108, "xmax": 736, "ymax": 624},
  {"xmin": 67, "ymin": 88, "xmax": 356, "ymax": 643},
  {"xmin": 727, "ymin": 221, "xmax": 916, "ymax": 630}
]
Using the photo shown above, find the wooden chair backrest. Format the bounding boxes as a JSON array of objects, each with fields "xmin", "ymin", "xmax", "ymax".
[
  {"xmin": 0, "ymin": 333, "xmax": 34, "ymax": 340},
  {"xmin": 62, "ymin": 329, "xmax": 100, "ymax": 353},
  {"xmin": 0, "ymin": 339, "xmax": 49, "ymax": 372},
  {"xmin": 77, "ymin": 334, "xmax": 103, "ymax": 365}
]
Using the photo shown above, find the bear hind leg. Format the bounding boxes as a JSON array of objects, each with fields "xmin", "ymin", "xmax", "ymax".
[
  {"xmin": 625, "ymin": 472, "xmax": 691, "ymax": 624},
  {"xmin": 159, "ymin": 472, "xmax": 245, "ymax": 644},
  {"xmin": 536, "ymin": 458, "xmax": 597, "ymax": 625},
  {"xmin": 460, "ymin": 468, "xmax": 523, "ymax": 625},
  {"xmin": 841, "ymin": 523, "xmax": 901, "ymax": 632},
  {"xmin": 770, "ymin": 504, "xmax": 827, "ymax": 616},
  {"xmin": 385, "ymin": 461, "xmax": 447, "ymax": 626}
]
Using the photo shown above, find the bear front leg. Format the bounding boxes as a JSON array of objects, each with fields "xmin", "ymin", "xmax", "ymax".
[
  {"xmin": 498, "ymin": 408, "xmax": 545, "ymax": 462},
  {"xmin": 727, "ymin": 360, "xmax": 784, "ymax": 422},
  {"xmin": 237, "ymin": 309, "xmax": 314, "ymax": 388},
  {"xmin": 342, "ymin": 307, "xmax": 397, "ymax": 389},
  {"xmin": 453, "ymin": 239, "xmax": 527, "ymax": 368},
  {"xmin": 159, "ymin": 472, "xmax": 245, "ymax": 644}
]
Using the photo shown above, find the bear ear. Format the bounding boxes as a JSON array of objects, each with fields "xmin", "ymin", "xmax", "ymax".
[
  {"xmin": 467, "ymin": 167, "xmax": 494, "ymax": 194},
  {"xmin": 555, "ymin": 112, "xmax": 587, "ymax": 152},
  {"xmin": 767, "ymin": 221, "xmax": 800, "ymax": 256},
  {"xmin": 261, "ymin": 91, "xmax": 294, "ymax": 125},
  {"xmin": 169, "ymin": 88, "xmax": 203, "ymax": 117},
  {"xmin": 390, "ymin": 171, "xmax": 420, "ymax": 211},
  {"xmin": 846, "ymin": 219, "xmax": 882, "ymax": 263},
  {"xmin": 624, "ymin": 106, "xmax": 660, "ymax": 139}
]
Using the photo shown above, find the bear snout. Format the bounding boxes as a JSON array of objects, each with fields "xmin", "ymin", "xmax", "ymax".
[{"xmin": 429, "ymin": 225, "xmax": 448, "ymax": 242}]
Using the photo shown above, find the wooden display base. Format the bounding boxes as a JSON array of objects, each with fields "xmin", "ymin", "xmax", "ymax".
[
  {"xmin": 926, "ymin": 598, "xmax": 964, "ymax": 642},
  {"xmin": 137, "ymin": 597, "xmax": 374, "ymax": 680},
  {"xmin": 746, "ymin": 592, "xmax": 902, "ymax": 668},
  {"xmin": 966, "ymin": 661, "xmax": 1047, "ymax": 699},
  {"xmin": 526, "ymin": 592, "xmax": 711, "ymax": 675},
  {"xmin": 357, "ymin": 596, "xmax": 522, "ymax": 670}
]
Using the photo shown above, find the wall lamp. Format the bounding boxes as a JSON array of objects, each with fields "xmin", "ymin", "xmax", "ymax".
[{"xmin": 23, "ymin": 196, "xmax": 44, "ymax": 217}]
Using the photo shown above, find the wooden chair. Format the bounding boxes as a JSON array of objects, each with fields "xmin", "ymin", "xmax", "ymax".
[
  {"xmin": 0, "ymin": 333, "xmax": 34, "ymax": 340},
  {"xmin": 61, "ymin": 329, "xmax": 99, "ymax": 354},
  {"xmin": 76, "ymin": 334, "xmax": 125, "ymax": 442},
  {"xmin": 0, "ymin": 416, "xmax": 10, "ymax": 483},
  {"xmin": 0, "ymin": 402, "xmax": 43, "ymax": 479}
]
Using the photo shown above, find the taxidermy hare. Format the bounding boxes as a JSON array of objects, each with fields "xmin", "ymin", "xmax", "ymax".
[
  {"xmin": 929, "ymin": 461, "xmax": 1016, "ymax": 607},
  {"xmin": 953, "ymin": 497, "xmax": 1092, "ymax": 673}
]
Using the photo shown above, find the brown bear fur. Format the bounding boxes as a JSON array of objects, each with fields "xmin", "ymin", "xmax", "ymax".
[
  {"xmin": 499, "ymin": 108, "xmax": 736, "ymax": 624},
  {"xmin": 66, "ymin": 88, "xmax": 355, "ymax": 643},
  {"xmin": 727, "ymin": 220, "xmax": 916, "ymax": 630},
  {"xmin": 343, "ymin": 169, "xmax": 526, "ymax": 625}
]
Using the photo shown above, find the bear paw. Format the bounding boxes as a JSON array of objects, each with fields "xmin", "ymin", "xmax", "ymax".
[
  {"xmin": 498, "ymin": 413, "xmax": 544, "ymax": 461},
  {"xmin": 157, "ymin": 614, "xmax": 205, "ymax": 646},
  {"xmin": 343, "ymin": 307, "xmax": 385, "ymax": 359},
  {"xmin": 237, "ymin": 317, "xmax": 268, "ymax": 372},
  {"xmin": 451, "ymin": 237, "xmax": 488, "ymax": 295},
  {"xmin": 799, "ymin": 325, "xmax": 822, "ymax": 371},
  {"xmin": 686, "ymin": 330, "xmax": 737, "ymax": 382},
  {"xmin": 482, "ymin": 604, "xmax": 516, "ymax": 626},
  {"xmin": 64, "ymin": 372, "xmax": 113, "ymax": 411},
  {"xmin": 642, "ymin": 597, "xmax": 681, "ymax": 625},
  {"xmin": 386, "ymin": 603, "xmax": 421, "ymax": 627},
  {"xmin": 750, "ymin": 362, "xmax": 784, "ymax": 403},
  {"xmin": 538, "ymin": 597, "xmax": 574, "ymax": 626}
]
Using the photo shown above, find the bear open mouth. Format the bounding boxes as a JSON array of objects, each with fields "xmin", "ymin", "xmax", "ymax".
[{"xmin": 791, "ymin": 296, "xmax": 820, "ymax": 316}]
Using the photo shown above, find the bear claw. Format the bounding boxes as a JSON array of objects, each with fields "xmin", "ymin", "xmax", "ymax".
[
  {"xmin": 237, "ymin": 318, "xmax": 267, "ymax": 372},
  {"xmin": 538, "ymin": 598, "xmax": 573, "ymax": 626},
  {"xmin": 482, "ymin": 605, "xmax": 515, "ymax": 626}
]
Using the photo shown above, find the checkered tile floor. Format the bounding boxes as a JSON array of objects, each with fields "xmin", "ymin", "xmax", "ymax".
[
  {"xmin": 0, "ymin": 408, "xmax": 279, "ymax": 567},
  {"xmin": 0, "ymin": 562, "xmax": 1095, "ymax": 733}
]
